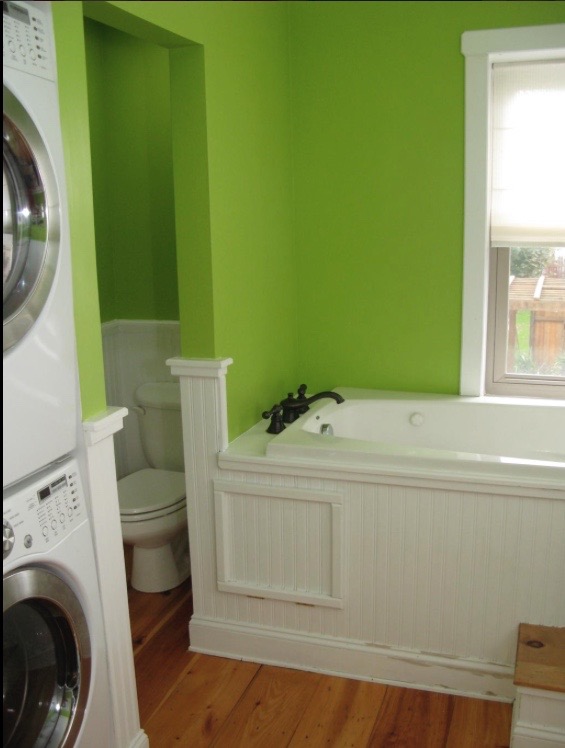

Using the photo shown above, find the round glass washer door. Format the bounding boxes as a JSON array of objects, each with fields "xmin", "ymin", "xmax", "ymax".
[
  {"xmin": 3, "ymin": 84, "xmax": 60, "ymax": 353},
  {"xmin": 3, "ymin": 567, "xmax": 91, "ymax": 748}
]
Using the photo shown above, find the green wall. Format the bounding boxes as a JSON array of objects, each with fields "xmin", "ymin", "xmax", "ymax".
[
  {"xmin": 84, "ymin": 19, "xmax": 178, "ymax": 323},
  {"xmin": 53, "ymin": 1, "xmax": 565, "ymax": 435},
  {"xmin": 52, "ymin": 1, "xmax": 106, "ymax": 415},
  {"xmin": 290, "ymin": 1, "xmax": 565, "ymax": 395},
  {"xmin": 53, "ymin": 1, "xmax": 297, "ymax": 435}
]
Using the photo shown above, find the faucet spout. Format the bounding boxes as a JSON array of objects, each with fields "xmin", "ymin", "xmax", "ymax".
[
  {"xmin": 303, "ymin": 391, "xmax": 345, "ymax": 407},
  {"xmin": 280, "ymin": 390, "xmax": 344, "ymax": 423}
]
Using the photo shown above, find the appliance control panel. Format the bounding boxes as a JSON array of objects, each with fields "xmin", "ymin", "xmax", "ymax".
[
  {"xmin": 3, "ymin": 0, "xmax": 54, "ymax": 81},
  {"xmin": 3, "ymin": 458, "xmax": 85, "ymax": 562}
]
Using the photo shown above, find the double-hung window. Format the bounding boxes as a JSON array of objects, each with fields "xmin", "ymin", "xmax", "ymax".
[{"xmin": 460, "ymin": 25, "xmax": 565, "ymax": 398}]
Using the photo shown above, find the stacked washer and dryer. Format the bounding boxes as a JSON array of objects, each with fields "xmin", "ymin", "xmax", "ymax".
[{"xmin": 3, "ymin": 2, "xmax": 113, "ymax": 746}]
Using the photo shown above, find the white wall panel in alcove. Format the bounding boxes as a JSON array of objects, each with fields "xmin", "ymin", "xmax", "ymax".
[{"xmin": 102, "ymin": 320, "xmax": 180, "ymax": 477}]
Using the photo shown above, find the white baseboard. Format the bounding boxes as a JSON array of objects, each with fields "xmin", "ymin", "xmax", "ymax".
[
  {"xmin": 512, "ymin": 725, "xmax": 565, "ymax": 747},
  {"xmin": 189, "ymin": 615, "xmax": 515, "ymax": 701},
  {"xmin": 511, "ymin": 687, "xmax": 565, "ymax": 747},
  {"xmin": 128, "ymin": 730, "xmax": 150, "ymax": 748}
]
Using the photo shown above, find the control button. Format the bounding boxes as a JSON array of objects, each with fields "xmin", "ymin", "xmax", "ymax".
[
  {"xmin": 42, "ymin": 526, "xmax": 49, "ymax": 537},
  {"xmin": 68, "ymin": 507, "xmax": 73, "ymax": 517},
  {"xmin": 51, "ymin": 519, "xmax": 57, "ymax": 530},
  {"xmin": 3, "ymin": 520, "xmax": 15, "ymax": 560},
  {"xmin": 24, "ymin": 535, "xmax": 33, "ymax": 549}
]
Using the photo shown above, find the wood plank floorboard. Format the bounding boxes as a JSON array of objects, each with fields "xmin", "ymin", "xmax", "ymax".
[
  {"xmin": 133, "ymin": 592, "xmax": 196, "ymax": 726},
  {"xmin": 126, "ymin": 567, "xmax": 513, "ymax": 747},
  {"xmin": 446, "ymin": 697, "xmax": 512, "ymax": 748},
  {"xmin": 366, "ymin": 687, "xmax": 454, "ymax": 747},
  {"xmin": 145, "ymin": 654, "xmax": 260, "ymax": 746},
  {"xmin": 288, "ymin": 677, "xmax": 388, "ymax": 747}
]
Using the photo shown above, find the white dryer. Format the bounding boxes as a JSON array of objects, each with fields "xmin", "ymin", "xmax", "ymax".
[
  {"xmin": 3, "ymin": 0, "xmax": 80, "ymax": 488},
  {"xmin": 3, "ymin": 457, "xmax": 114, "ymax": 747}
]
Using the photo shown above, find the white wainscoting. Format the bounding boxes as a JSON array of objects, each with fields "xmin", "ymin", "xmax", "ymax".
[
  {"xmin": 102, "ymin": 320, "xmax": 180, "ymax": 478},
  {"xmin": 169, "ymin": 358, "xmax": 565, "ymax": 702}
]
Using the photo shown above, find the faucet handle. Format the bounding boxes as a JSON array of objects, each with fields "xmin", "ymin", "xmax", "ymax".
[
  {"xmin": 262, "ymin": 404, "xmax": 285, "ymax": 434},
  {"xmin": 296, "ymin": 384, "xmax": 309, "ymax": 414},
  {"xmin": 281, "ymin": 393, "xmax": 300, "ymax": 424}
]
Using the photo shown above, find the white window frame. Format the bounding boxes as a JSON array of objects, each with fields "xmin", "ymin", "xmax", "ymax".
[{"xmin": 460, "ymin": 24, "xmax": 565, "ymax": 398}]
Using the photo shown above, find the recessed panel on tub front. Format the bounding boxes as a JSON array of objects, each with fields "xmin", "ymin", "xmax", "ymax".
[{"xmin": 213, "ymin": 480, "xmax": 344, "ymax": 608}]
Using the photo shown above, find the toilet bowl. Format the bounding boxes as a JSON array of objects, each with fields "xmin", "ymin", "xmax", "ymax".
[
  {"xmin": 117, "ymin": 382, "xmax": 190, "ymax": 592},
  {"xmin": 119, "ymin": 468, "xmax": 189, "ymax": 592}
]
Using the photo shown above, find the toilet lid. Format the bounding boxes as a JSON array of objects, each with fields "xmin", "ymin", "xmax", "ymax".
[{"xmin": 118, "ymin": 469, "xmax": 186, "ymax": 516}]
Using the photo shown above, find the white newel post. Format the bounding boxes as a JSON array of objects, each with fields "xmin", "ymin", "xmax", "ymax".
[
  {"xmin": 82, "ymin": 408, "xmax": 149, "ymax": 748},
  {"xmin": 167, "ymin": 358, "xmax": 233, "ymax": 629}
]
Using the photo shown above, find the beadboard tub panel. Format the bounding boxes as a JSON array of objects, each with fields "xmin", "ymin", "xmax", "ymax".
[
  {"xmin": 214, "ymin": 480, "xmax": 344, "ymax": 607},
  {"xmin": 212, "ymin": 472, "xmax": 565, "ymax": 668}
]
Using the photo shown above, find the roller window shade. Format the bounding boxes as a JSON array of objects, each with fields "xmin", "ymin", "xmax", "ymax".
[{"xmin": 491, "ymin": 60, "xmax": 565, "ymax": 247}]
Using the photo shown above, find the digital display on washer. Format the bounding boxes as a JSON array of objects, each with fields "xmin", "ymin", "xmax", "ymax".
[
  {"xmin": 37, "ymin": 474, "xmax": 68, "ymax": 502},
  {"xmin": 4, "ymin": 2, "xmax": 31, "ymax": 24}
]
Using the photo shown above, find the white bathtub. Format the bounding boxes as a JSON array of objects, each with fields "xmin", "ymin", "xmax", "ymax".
[{"xmin": 265, "ymin": 388, "xmax": 565, "ymax": 484}]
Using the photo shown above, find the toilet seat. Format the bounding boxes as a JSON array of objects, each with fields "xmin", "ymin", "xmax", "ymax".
[{"xmin": 118, "ymin": 468, "xmax": 186, "ymax": 522}]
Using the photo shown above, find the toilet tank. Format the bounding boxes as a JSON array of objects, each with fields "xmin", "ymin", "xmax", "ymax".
[{"xmin": 134, "ymin": 382, "xmax": 184, "ymax": 471}]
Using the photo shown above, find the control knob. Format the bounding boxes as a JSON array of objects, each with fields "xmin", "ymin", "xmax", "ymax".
[{"xmin": 3, "ymin": 520, "xmax": 15, "ymax": 560}]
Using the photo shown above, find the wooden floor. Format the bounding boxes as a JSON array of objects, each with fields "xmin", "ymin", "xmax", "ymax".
[{"xmin": 126, "ymin": 567, "xmax": 513, "ymax": 747}]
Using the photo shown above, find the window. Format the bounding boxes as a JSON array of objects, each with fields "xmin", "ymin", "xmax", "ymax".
[{"xmin": 460, "ymin": 25, "xmax": 565, "ymax": 398}]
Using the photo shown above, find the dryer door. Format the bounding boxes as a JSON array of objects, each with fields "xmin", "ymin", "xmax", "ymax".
[
  {"xmin": 3, "ymin": 567, "xmax": 91, "ymax": 748},
  {"xmin": 3, "ymin": 84, "xmax": 59, "ymax": 352}
]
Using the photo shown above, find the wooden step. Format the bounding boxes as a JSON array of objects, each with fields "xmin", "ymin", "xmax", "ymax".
[{"xmin": 514, "ymin": 623, "xmax": 565, "ymax": 693}]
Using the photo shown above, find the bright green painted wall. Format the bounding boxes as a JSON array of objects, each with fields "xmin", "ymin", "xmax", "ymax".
[
  {"xmin": 53, "ymin": 1, "xmax": 564, "ymax": 432},
  {"xmin": 84, "ymin": 19, "xmax": 178, "ymax": 323},
  {"xmin": 290, "ymin": 1, "xmax": 565, "ymax": 395},
  {"xmin": 52, "ymin": 2, "xmax": 107, "ymax": 416}
]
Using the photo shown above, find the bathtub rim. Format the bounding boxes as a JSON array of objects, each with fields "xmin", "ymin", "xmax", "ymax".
[
  {"xmin": 221, "ymin": 388, "xmax": 565, "ymax": 496},
  {"xmin": 270, "ymin": 388, "xmax": 563, "ymax": 464}
]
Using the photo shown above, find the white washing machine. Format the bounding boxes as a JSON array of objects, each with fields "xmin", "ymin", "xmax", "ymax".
[
  {"xmin": 3, "ymin": 457, "xmax": 114, "ymax": 747},
  {"xmin": 3, "ymin": 0, "xmax": 80, "ymax": 488}
]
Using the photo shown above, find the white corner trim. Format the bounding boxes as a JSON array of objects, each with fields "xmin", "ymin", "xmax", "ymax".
[
  {"xmin": 83, "ymin": 406, "xmax": 128, "ymax": 446},
  {"xmin": 81, "ymin": 412, "xmax": 142, "ymax": 748},
  {"xmin": 167, "ymin": 357, "xmax": 233, "ymax": 379}
]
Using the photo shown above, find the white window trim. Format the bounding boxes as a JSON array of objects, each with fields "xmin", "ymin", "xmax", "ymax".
[{"xmin": 460, "ymin": 24, "xmax": 565, "ymax": 397}]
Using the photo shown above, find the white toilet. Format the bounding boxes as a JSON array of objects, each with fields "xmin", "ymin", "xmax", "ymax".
[{"xmin": 118, "ymin": 382, "xmax": 190, "ymax": 593}]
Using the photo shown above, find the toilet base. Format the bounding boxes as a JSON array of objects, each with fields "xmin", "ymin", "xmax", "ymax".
[{"xmin": 131, "ymin": 533, "xmax": 191, "ymax": 593}]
